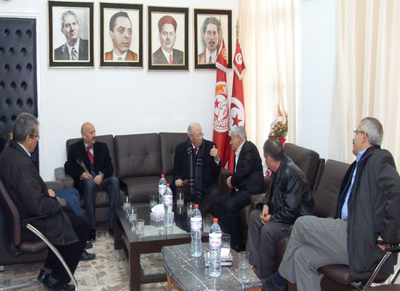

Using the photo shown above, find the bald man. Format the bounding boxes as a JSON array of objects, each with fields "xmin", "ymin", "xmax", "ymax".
[{"xmin": 64, "ymin": 122, "xmax": 120, "ymax": 242}]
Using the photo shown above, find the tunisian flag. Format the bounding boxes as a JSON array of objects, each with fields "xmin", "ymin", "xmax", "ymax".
[
  {"xmin": 228, "ymin": 39, "xmax": 246, "ymax": 172},
  {"xmin": 212, "ymin": 40, "xmax": 230, "ymax": 168}
]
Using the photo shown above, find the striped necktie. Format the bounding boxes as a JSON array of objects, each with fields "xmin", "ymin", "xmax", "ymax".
[{"xmin": 71, "ymin": 47, "xmax": 77, "ymax": 60}]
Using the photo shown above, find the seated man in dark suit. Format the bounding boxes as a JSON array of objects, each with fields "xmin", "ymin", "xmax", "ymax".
[
  {"xmin": 64, "ymin": 122, "xmax": 119, "ymax": 241},
  {"xmin": 0, "ymin": 113, "xmax": 90, "ymax": 290},
  {"xmin": 247, "ymin": 138, "xmax": 314, "ymax": 280},
  {"xmin": 173, "ymin": 122, "xmax": 221, "ymax": 216},
  {"xmin": 54, "ymin": 10, "xmax": 89, "ymax": 61},
  {"xmin": 214, "ymin": 126, "xmax": 264, "ymax": 252}
]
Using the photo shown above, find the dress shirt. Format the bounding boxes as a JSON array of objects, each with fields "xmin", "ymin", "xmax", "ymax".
[
  {"xmin": 113, "ymin": 50, "xmax": 128, "ymax": 61},
  {"xmin": 234, "ymin": 141, "xmax": 246, "ymax": 172},
  {"xmin": 17, "ymin": 142, "xmax": 31, "ymax": 157},
  {"xmin": 206, "ymin": 49, "xmax": 218, "ymax": 63},
  {"xmin": 341, "ymin": 148, "xmax": 367, "ymax": 220},
  {"xmin": 161, "ymin": 47, "xmax": 173, "ymax": 64},
  {"xmin": 84, "ymin": 142, "xmax": 94, "ymax": 156},
  {"xmin": 66, "ymin": 38, "xmax": 80, "ymax": 60}
]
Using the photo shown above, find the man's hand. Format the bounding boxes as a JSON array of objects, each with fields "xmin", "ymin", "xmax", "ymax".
[
  {"xmin": 210, "ymin": 145, "xmax": 220, "ymax": 163},
  {"xmin": 81, "ymin": 172, "xmax": 93, "ymax": 180},
  {"xmin": 93, "ymin": 174, "xmax": 103, "ymax": 185},
  {"xmin": 260, "ymin": 204, "xmax": 271, "ymax": 225},
  {"xmin": 377, "ymin": 235, "xmax": 390, "ymax": 251},
  {"xmin": 48, "ymin": 189, "xmax": 56, "ymax": 198},
  {"xmin": 227, "ymin": 176, "xmax": 233, "ymax": 188},
  {"xmin": 175, "ymin": 179, "xmax": 184, "ymax": 187}
]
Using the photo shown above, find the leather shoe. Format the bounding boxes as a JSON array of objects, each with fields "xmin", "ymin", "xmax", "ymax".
[
  {"xmin": 88, "ymin": 229, "xmax": 96, "ymax": 242},
  {"xmin": 85, "ymin": 242, "xmax": 93, "ymax": 249},
  {"xmin": 232, "ymin": 244, "xmax": 246, "ymax": 252},
  {"xmin": 262, "ymin": 277, "xmax": 287, "ymax": 291},
  {"xmin": 44, "ymin": 279, "xmax": 75, "ymax": 291},
  {"xmin": 80, "ymin": 250, "xmax": 96, "ymax": 261},
  {"xmin": 37, "ymin": 269, "xmax": 49, "ymax": 284}
]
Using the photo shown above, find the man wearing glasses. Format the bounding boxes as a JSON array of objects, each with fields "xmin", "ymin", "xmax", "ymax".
[
  {"xmin": 172, "ymin": 122, "xmax": 221, "ymax": 216},
  {"xmin": 264, "ymin": 117, "xmax": 400, "ymax": 291}
]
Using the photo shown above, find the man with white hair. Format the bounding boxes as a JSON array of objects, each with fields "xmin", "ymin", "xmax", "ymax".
[
  {"xmin": 213, "ymin": 126, "xmax": 264, "ymax": 252},
  {"xmin": 265, "ymin": 117, "xmax": 400, "ymax": 291},
  {"xmin": 172, "ymin": 122, "xmax": 221, "ymax": 216}
]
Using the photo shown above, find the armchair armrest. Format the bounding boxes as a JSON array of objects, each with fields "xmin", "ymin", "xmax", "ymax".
[
  {"xmin": 44, "ymin": 180, "xmax": 64, "ymax": 190},
  {"xmin": 54, "ymin": 167, "xmax": 74, "ymax": 188},
  {"xmin": 250, "ymin": 194, "xmax": 265, "ymax": 211},
  {"xmin": 218, "ymin": 168, "xmax": 232, "ymax": 195}
]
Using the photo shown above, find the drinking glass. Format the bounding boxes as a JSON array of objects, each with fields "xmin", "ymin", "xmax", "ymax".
[
  {"xmin": 202, "ymin": 217, "xmax": 212, "ymax": 233},
  {"xmin": 150, "ymin": 193, "xmax": 157, "ymax": 208},
  {"xmin": 128, "ymin": 206, "xmax": 137, "ymax": 225},
  {"xmin": 186, "ymin": 202, "xmax": 194, "ymax": 225},
  {"xmin": 238, "ymin": 251, "xmax": 250, "ymax": 283},
  {"xmin": 222, "ymin": 233, "xmax": 231, "ymax": 250},
  {"xmin": 177, "ymin": 192, "xmax": 184, "ymax": 206},
  {"xmin": 136, "ymin": 219, "xmax": 145, "ymax": 237}
]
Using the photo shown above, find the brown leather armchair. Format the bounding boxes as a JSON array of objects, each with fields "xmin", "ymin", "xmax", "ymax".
[{"xmin": 0, "ymin": 179, "xmax": 77, "ymax": 290}]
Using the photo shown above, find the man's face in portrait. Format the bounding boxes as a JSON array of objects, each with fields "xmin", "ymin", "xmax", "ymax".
[
  {"xmin": 203, "ymin": 23, "xmax": 219, "ymax": 53},
  {"xmin": 61, "ymin": 14, "xmax": 80, "ymax": 46},
  {"xmin": 109, "ymin": 16, "xmax": 132, "ymax": 55},
  {"xmin": 159, "ymin": 23, "xmax": 176, "ymax": 53}
]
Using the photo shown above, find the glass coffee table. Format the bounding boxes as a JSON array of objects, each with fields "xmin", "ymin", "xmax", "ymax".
[
  {"xmin": 114, "ymin": 203, "xmax": 207, "ymax": 291},
  {"xmin": 162, "ymin": 243, "xmax": 262, "ymax": 291}
]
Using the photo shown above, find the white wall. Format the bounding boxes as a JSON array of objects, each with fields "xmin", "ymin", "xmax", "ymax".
[
  {"xmin": 0, "ymin": 0, "xmax": 239, "ymax": 180},
  {"xmin": 298, "ymin": 0, "xmax": 336, "ymax": 159}
]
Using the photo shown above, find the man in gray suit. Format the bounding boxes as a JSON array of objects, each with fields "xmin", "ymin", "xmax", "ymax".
[
  {"xmin": 54, "ymin": 10, "xmax": 89, "ymax": 61},
  {"xmin": 152, "ymin": 15, "xmax": 183, "ymax": 65}
]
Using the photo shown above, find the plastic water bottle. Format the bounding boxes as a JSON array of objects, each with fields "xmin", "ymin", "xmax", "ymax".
[
  {"xmin": 190, "ymin": 204, "xmax": 202, "ymax": 257},
  {"xmin": 158, "ymin": 174, "xmax": 167, "ymax": 204},
  {"xmin": 209, "ymin": 218, "xmax": 222, "ymax": 277},
  {"xmin": 163, "ymin": 184, "xmax": 173, "ymax": 227}
]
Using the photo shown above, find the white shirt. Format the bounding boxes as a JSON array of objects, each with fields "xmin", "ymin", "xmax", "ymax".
[
  {"xmin": 66, "ymin": 38, "xmax": 80, "ymax": 60},
  {"xmin": 17, "ymin": 142, "xmax": 31, "ymax": 157},
  {"xmin": 161, "ymin": 47, "xmax": 173, "ymax": 64},
  {"xmin": 234, "ymin": 141, "xmax": 246, "ymax": 172},
  {"xmin": 113, "ymin": 50, "xmax": 128, "ymax": 61},
  {"xmin": 206, "ymin": 48, "xmax": 218, "ymax": 63}
]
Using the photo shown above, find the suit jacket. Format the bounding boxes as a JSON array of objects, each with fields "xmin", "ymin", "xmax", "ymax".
[
  {"xmin": 105, "ymin": 49, "xmax": 138, "ymax": 61},
  {"xmin": 64, "ymin": 140, "xmax": 114, "ymax": 191},
  {"xmin": 0, "ymin": 141, "xmax": 78, "ymax": 245},
  {"xmin": 198, "ymin": 50, "xmax": 207, "ymax": 64},
  {"xmin": 152, "ymin": 47, "xmax": 184, "ymax": 65},
  {"xmin": 172, "ymin": 139, "xmax": 221, "ymax": 193},
  {"xmin": 334, "ymin": 146, "xmax": 400, "ymax": 278},
  {"xmin": 54, "ymin": 38, "xmax": 89, "ymax": 61},
  {"xmin": 231, "ymin": 141, "xmax": 264, "ymax": 194}
]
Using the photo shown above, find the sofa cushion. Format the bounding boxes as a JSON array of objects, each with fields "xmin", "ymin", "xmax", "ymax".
[
  {"xmin": 284, "ymin": 143, "xmax": 322, "ymax": 190},
  {"xmin": 115, "ymin": 133, "xmax": 161, "ymax": 179},
  {"xmin": 160, "ymin": 132, "xmax": 188, "ymax": 175},
  {"xmin": 121, "ymin": 176, "xmax": 160, "ymax": 203},
  {"xmin": 313, "ymin": 159, "xmax": 350, "ymax": 218},
  {"xmin": 66, "ymin": 134, "xmax": 116, "ymax": 176}
]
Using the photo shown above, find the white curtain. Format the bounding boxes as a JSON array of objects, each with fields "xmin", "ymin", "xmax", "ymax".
[
  {"xmin": 238, "ymin": 0, "xmax": 300, "ymax": 156},
  {"xmin": 332, "ymin": 0, "xmax": 400, "ymax": 166}
]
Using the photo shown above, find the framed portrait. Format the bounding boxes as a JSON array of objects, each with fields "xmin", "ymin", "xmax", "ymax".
[
  {"xmin": 194, "ymin": 9, "xmax": 232, "ymax": 70},
  {"xmin": 48, "ymin": 1, "xmax": 94, "ymax": 68},
  {"xmin": 148, "ymin": 6, "xmax": 189, "ymax": 71},
  {"xmin": 100, "ymin": 2, "xmax": 143, "ymax": 68}
]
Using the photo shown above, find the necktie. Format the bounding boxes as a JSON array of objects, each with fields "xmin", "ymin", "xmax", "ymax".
[
  {"xmin": 209, "ymin": 55, "xmax": 212, "ymax": 63},
  {"xmin": 192, "ymin": 148, "xmax": 197, "ymax": 162},
  {"xmin": 87, "ymin": 145, "xmax": 94, "ymax": 165},
  {"xmin": 71, "ymin": 47, "xmax": 77, "ymax": 60},
  {"xmin": 169, "ymin": 53, "xmax": 173, "ymax": 64}
]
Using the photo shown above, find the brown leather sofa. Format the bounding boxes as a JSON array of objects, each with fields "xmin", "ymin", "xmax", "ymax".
[
  {"xmin": 240, "ymin": 143, "xmax": 325, "ymax": 241},
  {"xmin": 55, "ymin": 132, "xmax": 189, "ymax": 223}
]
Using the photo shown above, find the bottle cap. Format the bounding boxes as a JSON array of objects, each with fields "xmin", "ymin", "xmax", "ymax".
[
  {"xmin": 194, "ymin": 204, "xmax": 199, "ymax": 209},
  {"xmin": 166, "ymin": 183, "xmax": 170, "ymax": 187},
  {"xmin": 161, "ymin": 174, "xmax": 165, "ymax": 177},
  {"xmin": 213, "ymin": 218, "xmax": 218, "ymax": 223}
]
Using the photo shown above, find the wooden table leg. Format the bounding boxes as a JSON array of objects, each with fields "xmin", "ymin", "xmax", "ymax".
[
  {"xmin": 114, "ymin": 215, "xmax": 123, "ymax": 250},
  {"xmin": 129, "ymin": 245, "xmax": 141, "ymax": 291},
  {"xmin": 166, "ymin": 274, "xmax": 173, "ymax": 291}
]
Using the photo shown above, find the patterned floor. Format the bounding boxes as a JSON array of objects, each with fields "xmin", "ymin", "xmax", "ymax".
[{"xmin": 0, "ymin": 230, "xmax": 168, "ymax": 290}]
